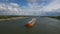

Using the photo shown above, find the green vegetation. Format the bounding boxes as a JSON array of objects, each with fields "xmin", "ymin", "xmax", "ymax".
[
  {"xmin": 0, "ymin": 16, "xmax": 60, "ymax": 20},
  {"xmin": 0, "ymin": 16, "xmax": 20, "ymax": 19},
  {"xmin": 0, "ymin": 15, "xmax": 28, "ymax": 19}
]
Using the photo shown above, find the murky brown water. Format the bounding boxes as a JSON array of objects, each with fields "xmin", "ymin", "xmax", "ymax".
[{"xmin": 0, "ymin": 17, "xmax": 60, "ymax": 34}]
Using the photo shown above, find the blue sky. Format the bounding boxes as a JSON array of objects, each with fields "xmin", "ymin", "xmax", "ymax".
[{"xmin": 0, "ymin": 0, "xmax": 60, "ymax": 16}]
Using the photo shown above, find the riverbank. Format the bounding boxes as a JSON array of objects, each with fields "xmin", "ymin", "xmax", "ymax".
[
  {"xmin": 0, "ymin": 17, "xmax": 28, "ymax": 20},
  {"xmin": 47, "ymin": 16, "xmax": 60, "ymax": 20}
]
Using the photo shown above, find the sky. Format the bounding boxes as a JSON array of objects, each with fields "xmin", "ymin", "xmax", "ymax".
[{"xmin": 0, "ymin": 0, "xmax": 60, "ymax": 16}]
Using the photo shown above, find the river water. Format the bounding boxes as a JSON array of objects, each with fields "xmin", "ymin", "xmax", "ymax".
[{"xmin": 0, "ymin": 17, "xmax": 60, "ymax": 34}]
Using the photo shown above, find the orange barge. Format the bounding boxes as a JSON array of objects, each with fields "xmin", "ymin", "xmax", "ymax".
[{"xmin": 25, "ymin": 18, "xmax": 36, "ymax": 27}]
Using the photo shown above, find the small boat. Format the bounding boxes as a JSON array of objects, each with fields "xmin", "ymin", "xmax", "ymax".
[{"xmin": 25, "ymin": 18, "xmax": 36, "ymax": 27}]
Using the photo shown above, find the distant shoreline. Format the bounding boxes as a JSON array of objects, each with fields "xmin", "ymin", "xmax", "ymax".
[
  {"xmin": 47, "ymin": 16, "xmax": 60, "ymax": 20},
  {"xmin": 0, "ymin": 17, "xmax": 28, "ymax": 20}
]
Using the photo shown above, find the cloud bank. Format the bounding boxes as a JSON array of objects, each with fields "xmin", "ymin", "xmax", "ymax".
[{"xmin": 0, "ymin": 0, "xmax": 60, "ymax": 16}]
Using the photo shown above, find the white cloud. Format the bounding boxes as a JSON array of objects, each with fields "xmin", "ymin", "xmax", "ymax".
[
  {"xmin": 27, "ymin": 0, "xmax": 60, "ymax": 12},
  {"xmin": 43, "ymin": 0, "xmax": 60, "ymax": 11},
  {"xmin": 0, "ymin": 0, "xmax": 60, "ymax": 16},
  {"xmin": 0, "ymin": 3, "xmax": 21, "ymax": 15},
  {"xmin": 1, "ymin": 0, "xmax": 14, "ymax": 1},
  {"xmin": 2, "ymin": 0, "xmax": 9, "ymax": 1},
  {"xmin": 27, "ymin": 0, "xmax": 37, "ymax": 3},
  {"xmin": 27, "ymin": 0, "xmax": 48, "ymax": 3},
  {"xmin": 26, "ymin": 0, "xmax": 60, "ymax": 16},
  {"xmin": 0, "ymin": 2, "xmax": 41, "ymax": 15},
  {"xmin": 27, "ymin": 0, "xmax": 60, "ymax": 11},
  {"xmin": 28, "ymin": 3, "xmax": 41, "ymax": 11}
]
